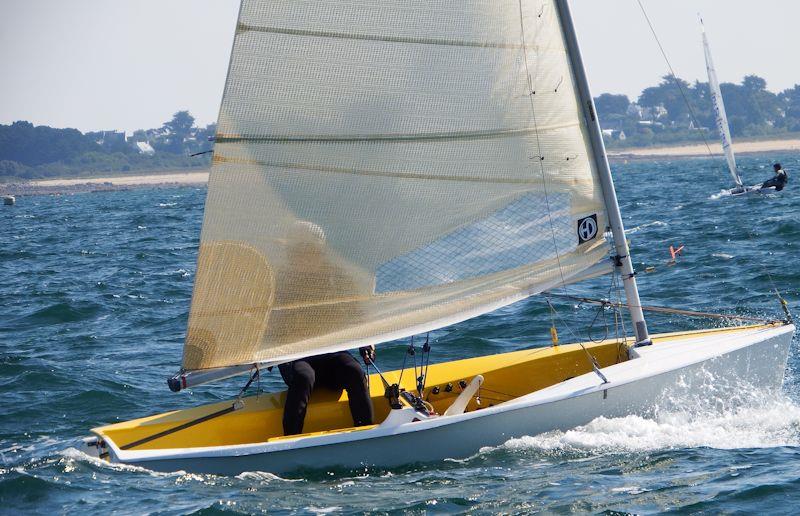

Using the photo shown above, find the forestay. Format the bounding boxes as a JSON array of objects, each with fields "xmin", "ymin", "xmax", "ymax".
[
  {"xmin": 701, "ymin": 19, "xmax": 742, "ymax": 187},
  {"xmin": 183, "ymin": 0, "xmax": 611, "ymax": 371}
]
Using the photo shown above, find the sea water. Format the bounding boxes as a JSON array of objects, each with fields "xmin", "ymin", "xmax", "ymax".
[{"xmin": 2, "ymin": 153, "xmax": 800, "ymax": 514}]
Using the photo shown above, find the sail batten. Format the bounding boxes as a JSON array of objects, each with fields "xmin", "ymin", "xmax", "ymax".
[{"xmin": 183, "ymin": 0, "xmax": 611, "ymax": 371}]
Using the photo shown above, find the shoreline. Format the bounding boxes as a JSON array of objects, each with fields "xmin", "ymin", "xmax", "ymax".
[
  {"xmin": 3, "ymin": 137, "xmax": 799, "ymax": 196},
  {"xmin": 608, "ymin": 137, "xmax": 800, "ymax": 160},
  {"xmin": 2, "ymin": 170, "xmax": 210, "ymax": 196}
]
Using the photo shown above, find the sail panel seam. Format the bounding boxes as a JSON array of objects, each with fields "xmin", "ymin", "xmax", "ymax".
[
  {"xmin": 212, "ymin": 155, "xmax": 553, "ymax": 184},
  {"xmin": 215, "ymin": 123, "xmax": 580, "ymax": 144},
  {"xmin": 237, "ymin": 22, "xmax": 524, "ymax": 49}
]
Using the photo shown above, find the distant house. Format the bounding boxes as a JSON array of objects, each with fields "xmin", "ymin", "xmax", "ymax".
[
  {"xmin": 626, "ymin": 103, "xmax": 644, "ymax": 119},
  {"xmin": 601, "ymin": 129, "xmax": 626, "ymax": 141},
  {"xmin": 642, "ymin": 104, "xmax": 668, "ymax": 121},
  {"xmin": 135, "ymin": 141, "xmax": 156, "ymax": 155},
  {"xmin": 87, "ymin": 130, "xmax": 126, "ymax": 147}
]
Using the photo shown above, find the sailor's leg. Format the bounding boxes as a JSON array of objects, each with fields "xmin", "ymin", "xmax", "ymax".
[
  {"xmin": 330, "ymin": 352, "xmax": 374, "ymax": 427},
  {"xmin": 282, "ymin": 360, "xmax": 315, "ymax": 435}
]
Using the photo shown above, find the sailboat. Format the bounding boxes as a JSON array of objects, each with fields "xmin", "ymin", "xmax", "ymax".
[
  {"xmin": 701, "ymin": 17, "xmax": 759, "ymax": 196},
  {"xmin": 82, "ymin": 1, "xmax": 794, "ymax": 475}
]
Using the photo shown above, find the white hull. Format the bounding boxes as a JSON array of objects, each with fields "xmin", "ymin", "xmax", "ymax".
[
  {"xmin": 730, "ymin": 185, "xmax": 772, "ymax": 197},
  {"xmin": 86, "ymin": 324, "xmax": 793, "ymax": 475}
]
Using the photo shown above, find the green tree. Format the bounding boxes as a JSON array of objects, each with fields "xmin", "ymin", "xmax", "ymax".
[
  {"xmin": 594, "ymin": 93, "xmax": 630, "ymax": 119},
  {"xmin": 160, "ymin": 111, "xmax": 195, "ymax": 153}
]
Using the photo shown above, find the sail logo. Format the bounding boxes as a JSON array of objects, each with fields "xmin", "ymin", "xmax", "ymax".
[{"xmin": 577, "ymin": 215, "xmax": 598, "ymax": 243}]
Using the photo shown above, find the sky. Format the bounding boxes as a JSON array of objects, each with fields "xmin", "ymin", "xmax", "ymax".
[{"xmin": 1, "ymin": 0, "xmax": 798, "ymax": 133}]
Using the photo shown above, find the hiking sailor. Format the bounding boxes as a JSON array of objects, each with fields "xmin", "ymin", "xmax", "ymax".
[{"xmin": 760, "ymin": 163, "xmax": 788, "ymax": 191}]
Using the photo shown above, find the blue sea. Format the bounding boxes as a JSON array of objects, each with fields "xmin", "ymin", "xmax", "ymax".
[{"xmin": 2, "ymin": 153, "xmax": 800, "ymax": 514}]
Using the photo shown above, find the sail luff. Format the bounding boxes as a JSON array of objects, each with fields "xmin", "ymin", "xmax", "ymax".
[
  {"xmin": 554, "ymin": 0, "xmax": 650, "ymax": 345},
  {"xmin": 701, "ymin": 18, "xmax": 742, "ymax": 187}
]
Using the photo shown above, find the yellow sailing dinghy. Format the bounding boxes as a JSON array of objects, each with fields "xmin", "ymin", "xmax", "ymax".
[{"xmin": 84, "ymin": 0, "xmax": 793, "ymax": 475}]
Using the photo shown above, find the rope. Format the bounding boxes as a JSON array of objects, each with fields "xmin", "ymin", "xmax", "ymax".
[
  {"xmin": 546, "ymin": 292, "xmax": 781, "ymax": 324},
  {"xmin": 636, "ymin": 0, "xmax": 716, "ymax": 159}
]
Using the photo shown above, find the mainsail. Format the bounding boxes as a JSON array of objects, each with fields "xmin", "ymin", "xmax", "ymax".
[
  {"xmin": 701, "ymin": 18, "xmax": 742, "ymax": 188},
  {"xmin": 183, "ymin": 0, "xmax": 613, "ymax": 372}
]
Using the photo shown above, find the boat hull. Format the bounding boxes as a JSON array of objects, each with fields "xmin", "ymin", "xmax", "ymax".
[{"xmin": 85, "ymin": 324, "xmax": 793, "ymax": 475}]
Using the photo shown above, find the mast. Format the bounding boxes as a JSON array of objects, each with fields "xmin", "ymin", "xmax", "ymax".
[{"xmin": 554, "ymin": 0, "xmax": 651, "ymax": 346}]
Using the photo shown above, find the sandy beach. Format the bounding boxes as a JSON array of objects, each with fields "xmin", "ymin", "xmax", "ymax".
[
  {"xmin": 30, "ymin": 170, "xmax": 210, "ymax": 188},
  {"xmin": 609, "ymin": 137, "xmax": 800, "ymax": 159}
]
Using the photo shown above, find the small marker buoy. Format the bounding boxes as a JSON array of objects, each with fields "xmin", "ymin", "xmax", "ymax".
[{"xmin": 668, "ymin": 244, "xmax": 685, "ymax": 265}]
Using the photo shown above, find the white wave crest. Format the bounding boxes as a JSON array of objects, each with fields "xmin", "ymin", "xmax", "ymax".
[
  {"xmin": 236, "ymin": 470, "xmax": 303, "ymax": 483},
  {"xmin": 60, "ymin": 447, "xmax": 190, "ymax": 478},
  {"xmin": 500, "ymin": 395, "xmax": 800, "ymax": 456},
  {"xmin": 624, "ymin": 221, "xmax": 667, "ymax": 234}
]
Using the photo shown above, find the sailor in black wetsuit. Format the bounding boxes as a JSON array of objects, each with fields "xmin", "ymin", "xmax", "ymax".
[
  {"xmin": 279, "ymin": 346, "xmax": 375, "ymax": 435},
  {"xmin": 760, "ymin": 163, "xmax": 788, "ymax": 191}
]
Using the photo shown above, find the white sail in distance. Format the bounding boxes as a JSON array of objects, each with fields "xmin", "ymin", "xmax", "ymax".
[
  {"xmin": 701, "ymin": 17, "xmax": 742, "ymax": 188},
  {"xmin": 183, "ymin": 0, "xmax": 612, "ymax": 372}
]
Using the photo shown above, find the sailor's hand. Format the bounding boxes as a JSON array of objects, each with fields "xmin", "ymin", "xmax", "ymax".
[{"xmin": 359, "ymin": 345, "xmax": 375, "ymax": 365}]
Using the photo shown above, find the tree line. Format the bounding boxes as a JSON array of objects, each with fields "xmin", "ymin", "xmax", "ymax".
[
  {"xmin": 0, "ymin": 111, "xmax": 213, "ymax": 181},
  {"xmin": 2, "ymin": 76, "xmax": 799, "ymax": 181},
  {"xmin": 595, "ymin": 74, "xmax": 800, "ymax": 147}
]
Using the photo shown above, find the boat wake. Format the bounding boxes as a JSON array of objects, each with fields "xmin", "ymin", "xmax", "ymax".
[{"xmin": 498, "ymin": 392, "xmax": 800, "ymax": 458}]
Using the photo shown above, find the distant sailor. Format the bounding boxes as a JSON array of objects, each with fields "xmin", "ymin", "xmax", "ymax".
[
  {"xmin": 279, "ymin": 347, "xmax": 375, "ymax": 436},
  {"xmin": 760, "ymin": 163, "xmax": 788, "ymax": 191}
]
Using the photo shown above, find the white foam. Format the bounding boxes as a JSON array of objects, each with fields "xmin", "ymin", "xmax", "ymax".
[
  {"xmin": 708, "ymin": 189, "xmax": 731, "ymax": 200},
  {"xmin": 711, "ymin": 253, "xmax": 734, "ymax": 259},
  {"xmin": 625, "ymin": 221, "xmax": 667, "ymax": 234},
  {"xmin": 60, "ymin": 447, "xmax": 189, "ymax": 478},
  {"xmin": 236, "ymin": 471, "xmax": 303, "ymax": 483},
  {"xmin": 499, "ymin": 395, "xmax": 800, "ymax": 456},
  {"xmin": 304, "ymin": 506, "xmax": 343, "ymax": 514}
]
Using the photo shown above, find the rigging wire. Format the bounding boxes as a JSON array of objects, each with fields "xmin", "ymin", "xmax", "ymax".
[
  {"xmin": 635, "ymin": 0, "xmax": 716, "ymax": 159},
  {"xmin": 546, "ymin": 292, "xmax": 782, "ymax": 324}
]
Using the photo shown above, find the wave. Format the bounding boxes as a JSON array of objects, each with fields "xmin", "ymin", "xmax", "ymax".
[{"xmin": 0, "ymin": 302, "xmax": 102, "ymax": 330}]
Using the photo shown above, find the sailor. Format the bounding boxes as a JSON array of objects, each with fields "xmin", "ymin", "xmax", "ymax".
[
  {"xmin": 275, "ymin": 219, "xmax": 377, "ymax": 435},
  {"xmin": 279, "ymin": 346, "xmax": 375, "ymax": 435},
  {"xmin": 760, "ymin": 163, "xmax": 788, "ymax": 191}
]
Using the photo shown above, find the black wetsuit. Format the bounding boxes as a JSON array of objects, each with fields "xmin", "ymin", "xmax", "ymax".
[
  {"xmin": 761, "ymin": 169, "xmax": 788, "ymax": 191},
  {"xmin": 279, "ymin": 352, "xmax": 373, "ymax": 435}
]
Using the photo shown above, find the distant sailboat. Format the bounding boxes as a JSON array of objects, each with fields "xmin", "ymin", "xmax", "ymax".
[
  {"xmin": 701, "ymin": 17, "xmax": 758, "ymax": 196},
  {"xmin": 83, "ymin": 1, "xmax": 793, "ymax": 475}
]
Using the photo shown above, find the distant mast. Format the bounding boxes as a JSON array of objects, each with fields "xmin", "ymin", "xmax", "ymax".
[{"xmin": 701, "ymin": 16, "xmax": 742, "ymax": 189}]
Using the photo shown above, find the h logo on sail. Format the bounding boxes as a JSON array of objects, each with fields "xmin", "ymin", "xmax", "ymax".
[{"xmin": 577, "ymin": 215, "xmax": 598, "ymax": 243}]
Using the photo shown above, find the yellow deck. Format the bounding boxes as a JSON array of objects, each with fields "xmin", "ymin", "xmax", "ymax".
[{"xmin": 92, "ymin": 324, "xmax": 775, "ymax": 451}]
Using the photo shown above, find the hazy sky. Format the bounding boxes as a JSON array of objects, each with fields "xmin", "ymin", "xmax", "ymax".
[{"xmin": 1, "ymin": 0, "xmax": 798, "ymax": 133}]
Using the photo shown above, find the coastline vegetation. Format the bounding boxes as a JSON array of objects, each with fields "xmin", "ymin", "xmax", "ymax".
[
  {"xmin": 598, "ymin": 74, "xmax": 800, "ymax": 148},
  {"xmin": 2, "ymin": 74, "xmax": 799, "ymax": 181},
  {"xmin": 0, "ymin": 111, "xmax": 212, "ymax": 182}
]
